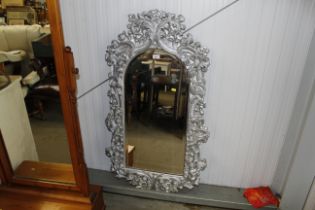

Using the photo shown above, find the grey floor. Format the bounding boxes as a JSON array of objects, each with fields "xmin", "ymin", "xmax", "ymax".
[
  {"xmin": 103, "ymin": 192, "xmax": 233, "ymax": 210},
  {"xmin": 29, "ymin": 101, "xmax": 71, "ymax": 164}
]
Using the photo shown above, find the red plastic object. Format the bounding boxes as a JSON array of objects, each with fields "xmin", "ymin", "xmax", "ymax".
[{"xmin": 243, "ymin": 186, "xmax": 280, "ymax": 208}]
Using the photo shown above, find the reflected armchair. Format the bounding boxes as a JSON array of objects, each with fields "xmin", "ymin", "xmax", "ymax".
[{"xmin": 0, "ymin": 24, "xmax": 42, "ymax": 76}]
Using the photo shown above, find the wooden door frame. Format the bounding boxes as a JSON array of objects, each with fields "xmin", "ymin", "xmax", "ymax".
[{"xmin": 0, "ymin": 0, "xmax": 89, "ymax": 196}]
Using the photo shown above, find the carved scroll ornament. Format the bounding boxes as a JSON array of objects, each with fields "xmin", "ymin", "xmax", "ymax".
[{"xmin": 105, "ymin": 10, "xmax": 210, "ymax": 193}]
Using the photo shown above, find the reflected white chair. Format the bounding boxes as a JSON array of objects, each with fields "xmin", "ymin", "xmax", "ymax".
[{"xmin": 0, "ymin": 24, "xmax": 42, "ymax": 76}]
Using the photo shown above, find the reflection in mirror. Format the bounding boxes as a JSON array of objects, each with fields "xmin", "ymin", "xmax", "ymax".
[
  {"xmin": 0, "ymin": 1, "xmax": 74, "ymax": 185},
  {"xmin": 125, "ymin": 49, "xmax": 188, "ymax": 175}
]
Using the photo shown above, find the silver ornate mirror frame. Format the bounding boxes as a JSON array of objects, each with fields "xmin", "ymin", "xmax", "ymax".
[{"xmin": 105, "ymin": 10, "xmax": 210, "ymax": 193}]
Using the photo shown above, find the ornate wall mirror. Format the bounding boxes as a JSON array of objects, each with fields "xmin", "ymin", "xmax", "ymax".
[{"xmin": 105, "ymin": 10, "xmax": 210, "ymax": 192}]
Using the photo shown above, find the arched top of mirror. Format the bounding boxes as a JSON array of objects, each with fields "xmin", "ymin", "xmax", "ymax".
[{"xmin": 105, "ymin": 10, "xmax": 210, "ymax": 193}]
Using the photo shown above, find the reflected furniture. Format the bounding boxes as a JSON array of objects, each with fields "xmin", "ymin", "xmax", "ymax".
[
  {"xmin": 0, "ymin": 1, "xmax": 105, "ymax": 209},
  {"xmin": 0, "ymin": 24, "xmax": 42, "ymax": 76},
  {"xmin": 0, "ymin": 76, "xmax": 38, "ymax": 169},
  {"xmin": 142, "ymin": 56, "xmax": 187, "ymax": 120},
  {"xmin": 0, "ymin": 24, "xmax": 41, "ymax": 59},
  {"xmin": 0, "ymin": 56, "xmax": 11, "ymax": 89},
  {"xmin": 26, "ymin": 33, "xmax": 59, "ymax": 119},
  {"xmin": 32, "ymin": 32, "xmax": 55, "ymax": 75},
  {"xmin": 1, "ymin": 0, "xmax": 24, "ymax": 9},
  {"xmin": 126, "ymin": 145, "xmax": 135, "ymax": 167},
  {"xmin": 125, "ymin": 66, "xmax": 150, "ymax": 123},
  {"xmin": 126, "ymin": 58, "xmax": 187, "ymax": 122},
  {"xmin": 149, "ymin": 71, "xmax": 188, "ymax": 120},
  {"xmin": 6, "ymin": 6, "xmax": 37, "ymax": 25}
]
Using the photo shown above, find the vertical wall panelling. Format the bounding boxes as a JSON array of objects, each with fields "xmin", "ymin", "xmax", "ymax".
[
  {"xmin": 280, "ymin": 79, "xmax": 315, "ymax": 210},
  {"xmin": 59, "ymin": 0, "xmax": 315, "ymax": 188},
  {"xmin": 272, "ymin": 12, "xmax": 315, "ymax": 194}
]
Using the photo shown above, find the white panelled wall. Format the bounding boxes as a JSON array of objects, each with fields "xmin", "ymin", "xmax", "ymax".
[{"xmin": 59, "ymin": 0, "xmax": 315, "ymax": 188}]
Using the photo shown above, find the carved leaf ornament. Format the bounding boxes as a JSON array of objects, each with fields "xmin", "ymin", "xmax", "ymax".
[{"xmin": 105, "ymin": 10, "xmax": 210, "ymax": 193}]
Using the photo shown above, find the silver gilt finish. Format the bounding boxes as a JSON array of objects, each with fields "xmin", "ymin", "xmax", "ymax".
[{"xmin": 105, "ymin": 10, "xmax": 210, "ymax": 193}]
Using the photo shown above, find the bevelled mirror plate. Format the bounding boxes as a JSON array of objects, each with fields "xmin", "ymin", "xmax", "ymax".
[
  {"xmin": 125, "ymin": 49, "xmax": 187, "ymax": 175},
  {"xmin": 105, "ymin": 10, "xmax": 210, "ymax": 193}
]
